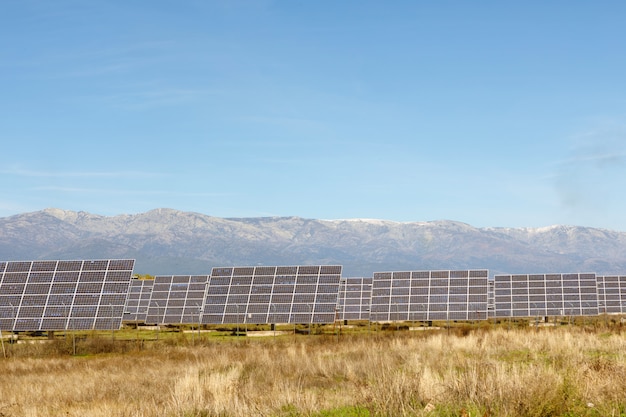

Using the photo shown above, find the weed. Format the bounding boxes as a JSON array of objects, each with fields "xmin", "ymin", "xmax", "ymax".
[{"xmin": 1, "ymin": 326, "xmax": 626, "ymax": 416}]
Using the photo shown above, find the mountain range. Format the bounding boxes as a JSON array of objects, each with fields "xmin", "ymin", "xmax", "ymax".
[{"xmin": 1, "ymin": 208, "xmax": 625, "ymax": 277}]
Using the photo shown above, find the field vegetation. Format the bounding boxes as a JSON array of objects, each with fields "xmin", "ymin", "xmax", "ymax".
[{"xmin": 1, "ymin": 320, "xmax": 626, "ymax": 416}]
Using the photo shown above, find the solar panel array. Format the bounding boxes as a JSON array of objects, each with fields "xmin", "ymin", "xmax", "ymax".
[
  {"xmin": 145, "ymin": 275, "xmax": 208, "ymax": 324},
  {"xmin": 0, "ymin": 259, "xmax": 134, "ymax": 331},
  {"xmin": 123, "ymin": 278, "xmax": 154, "ymax": 322},
  {"xmin": 337, "ymin": 277, "xmax": 372, "ymax": 321},
  {"xmin": 596, "ymin": 275, "xmax": 626, "ymax": 314},
  {"xmin": 203, "ymin": 265, "xmax": 342, "ymax": 325},
  {"xmin": 493, "ymin": 273, "xmax": 599, "ymax": 317},
  {"xmin": 370, "ymin": 270, "xmax": 489, "ymax": 322},
  {"xmin": 4, "ymin": 256, "xmax": 626, "ymax": 333}
]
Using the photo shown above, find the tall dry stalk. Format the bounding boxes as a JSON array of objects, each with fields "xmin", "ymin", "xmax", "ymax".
[{"xmin": 0, "ymin": 327, "xmax": 625, "ymax": 416}]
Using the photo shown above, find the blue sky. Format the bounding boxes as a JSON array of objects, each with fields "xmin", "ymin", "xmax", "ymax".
[{"xmin": 2, "ymin": 1, "xmax": 626, "ymax": 230}]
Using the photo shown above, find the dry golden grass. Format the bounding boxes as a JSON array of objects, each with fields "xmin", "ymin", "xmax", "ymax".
[{"xmin": 1, "ymin": 325, "xmax": 626, "ymax": 416}]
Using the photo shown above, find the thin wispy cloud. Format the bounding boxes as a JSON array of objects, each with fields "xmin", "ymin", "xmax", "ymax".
[
  {"xmin": 567, "ymin": 127, "xmax": 626, "ymax": 164},
  {"xmin": 1, "ymin": 167, "xmax": 162, "ymax": 179},
  {"xmin": 67, "ymin": 86, "xmax": 220, "ymax": 110},
  {"xmin": 554, "ymin": 126, "xmax": 626, "ymax": 212},
  {"xmin": 43, "ymin": 53, "xmax": 173, "ymax": 80},
  {"xmin": 32, "ymin": 186, "xmax": 233, "ymax": 198},
  {"xmin": 62, "ymin": 63, "xmax": 135, "ymax": 78},
  {"xmin": 78, "ymin": 41, "xmax": 176, "ymax": 60},
  {"xmin": 0, "ymin": 201, "xmax": 32, "ymax": 213},
  {"xmin": 243, "ymin": 116, "xmax": 325, "ymax": 131},
  {"xmin": 12, "ymin": 38, "xmax": 176, "ymax": 80},
  {"xmin": 561, "ymin": 152, "xmax": 626, "ymax": 167}
]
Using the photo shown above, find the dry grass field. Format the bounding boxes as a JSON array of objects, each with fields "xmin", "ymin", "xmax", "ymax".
[{"xmin": 1, "ymin": 323, "xmax": 626, "ymax": 417}]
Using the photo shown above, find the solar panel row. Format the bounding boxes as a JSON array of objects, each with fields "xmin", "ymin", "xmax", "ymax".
[
  {"xmin": 3, "ymin": 259, "xmax": 626, "ymax": 333},
  {"xmin": 121, "ymin": 271, "xmax": 626, "ymax": 324}
]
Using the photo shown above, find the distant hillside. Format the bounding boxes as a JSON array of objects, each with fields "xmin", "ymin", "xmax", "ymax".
[{"xmin": 1, "ymin": 208, "xmax": 625, "ymax": 277}]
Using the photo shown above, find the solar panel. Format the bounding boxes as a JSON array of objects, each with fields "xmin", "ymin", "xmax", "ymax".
[
  {"xmin": 0, "ymin": 259, "xmax": 135, "ymax": 331},
  {"xmin": 487, "ymin": 279, "xmax": 496, "ymax": 318},
  {"xmin": 370, "ymin": 270, "xmax": 489, "ymax": 322},
  {"xmin": 203, "ymin": 265, "xmax": 342, "ymax": 325},
  {"xmin": 493, "ymin": 273, "xmax": 599, "ymax": 318},
  {"xmin": 596, "ymin": 275, "xmax": 626, "ymax": 314},
  {"xmin": 337, "ymin": 277, "xmax": 372, "ymax": 321},
  {"xmin": 145, "ymin": 275, "xmax": 208, "ymax": 325},
  {"xmin": 123, "ymin": 278, "xmax": 154, "ymax": 322}
]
